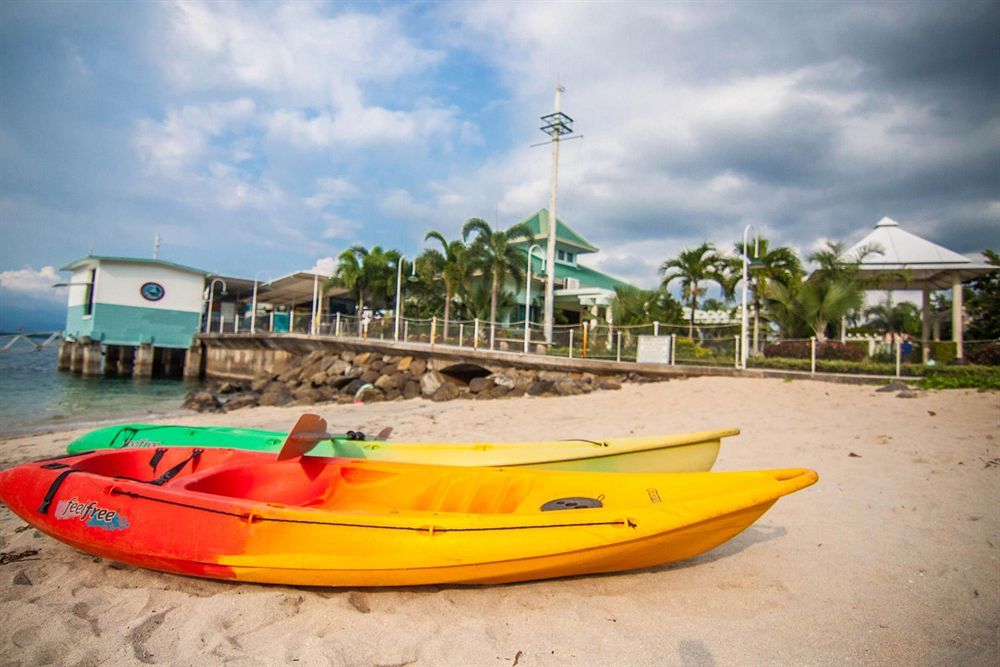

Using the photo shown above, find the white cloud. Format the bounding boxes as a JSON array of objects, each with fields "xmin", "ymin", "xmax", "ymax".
[
  {"xmin": 305, "ymin": 178, "xmax": 360, "ymax": 209},
  {"xmin": 310, "ymin": 256, "xmax": 338, "ymax": 276},
  {"xmin": 0, "ymin": 266, "xmax": 67, "ymax": 302}
]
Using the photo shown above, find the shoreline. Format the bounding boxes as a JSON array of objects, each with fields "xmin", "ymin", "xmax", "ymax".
[{"xmin": 0, "ymin": 377, "xmax": 997, "ymax": 665}]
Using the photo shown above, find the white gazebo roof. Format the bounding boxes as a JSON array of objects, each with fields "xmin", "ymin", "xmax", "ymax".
[{"xmin": 846, "ymin": 217, "xmax": 994, "ymax": 289}]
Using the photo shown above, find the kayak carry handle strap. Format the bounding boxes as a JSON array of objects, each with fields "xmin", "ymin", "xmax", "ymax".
[
  {"xmin": 38, "ymin": 469, "xmax": 79, "ymax": 515},
  {"xmin": 148, "ymin": 449, "xmax": 204, "ymax": 486}
]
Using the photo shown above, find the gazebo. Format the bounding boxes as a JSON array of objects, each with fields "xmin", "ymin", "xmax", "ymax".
[{"xmin": 846, "ymin": 217, "xmax": 995, "ymax": 362}]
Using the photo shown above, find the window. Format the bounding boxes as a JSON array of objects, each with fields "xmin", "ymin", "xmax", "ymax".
[
  {"xmin": 83, "ymin": 268, "xmax": 96, "ymax": 316},
  {"xmin": 567, "ymin": 252, "xmax": 575, "ymax": 263},
  {"xmin": 557, "ymin": 250, "xmax": 565, "ymax": 261}
]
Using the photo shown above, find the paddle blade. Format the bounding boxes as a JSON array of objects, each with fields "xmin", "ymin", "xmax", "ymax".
[
  {"xmin": 375, "ymin": 426, "xmax": 393, "ymax": 441},
  {"xmin": 276, "ymin": 413, "xmax": 329, "ymax": 460}
]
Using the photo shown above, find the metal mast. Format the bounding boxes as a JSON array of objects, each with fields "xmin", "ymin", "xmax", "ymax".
[{"xmin": 539, "ymin": 85, "xmax": 573, "ymax": 344}]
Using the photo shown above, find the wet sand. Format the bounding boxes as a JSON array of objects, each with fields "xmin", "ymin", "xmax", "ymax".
[{"xmin": 0, "ymin": 377, "xmax": 997, "ymax": 665}]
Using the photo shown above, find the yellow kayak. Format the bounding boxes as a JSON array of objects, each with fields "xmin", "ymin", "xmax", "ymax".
[
  {"xmin": 0, "ymin": 446, "xmax": 817, "ymax": 586},
  {"xmin": 67, "ymin": 419, "xmax": 740, "ymax": 473}
]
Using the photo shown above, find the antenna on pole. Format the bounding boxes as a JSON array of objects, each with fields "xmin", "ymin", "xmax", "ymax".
[
  {"xmin": 540, "ymin": 84, "xmax": 573, "ymax": 345},
  {"xmin": 153, "ymin": 234, "xmax": 161, "ymax": 259}
]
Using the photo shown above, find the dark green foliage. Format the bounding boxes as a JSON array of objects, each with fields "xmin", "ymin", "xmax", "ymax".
[
  {"xmin": 967, "ymin": 249, "xmax": 1000, "ymax": 340},
  {"xmin": 966, "ymin": 341, "xmax": 1000, "ymax": 366},
  {"xmin": 762, "ymin": 340, "xmax": 866, "ymax": 361},
  {"xmin": 611, "ymin": 286, "xmax": 683, "ymax": 326}
]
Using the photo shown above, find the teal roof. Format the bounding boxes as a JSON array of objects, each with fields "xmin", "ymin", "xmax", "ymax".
[
  {"xmin": 61, "ymin": 255, "xmax": 208, "ymax": 276},
  {"xmin": 522, "ymin": 249, "xmax": 632, "ymax": 291},
  {"xmin": 511, "ymin": 210, "xmax": 599, "ymax": 254}
]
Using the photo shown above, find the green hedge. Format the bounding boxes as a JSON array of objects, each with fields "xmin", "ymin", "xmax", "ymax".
[{"xmin": 746, "ymin": 357, "xmax": 1000, "ymax": 389}]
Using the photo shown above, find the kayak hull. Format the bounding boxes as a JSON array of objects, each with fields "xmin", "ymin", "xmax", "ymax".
[
  {"xmin": 0, "ymin": 448, "xmax": 816, "ymax": 587},
  {"xmin": 66, "ymin": 424, "xmax": 738, "ymax": 472}
]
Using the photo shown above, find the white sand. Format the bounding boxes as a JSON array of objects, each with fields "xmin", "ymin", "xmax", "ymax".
[{"xmin": 1, "ymin": 377, "xmax": 997, "ymax": 665}]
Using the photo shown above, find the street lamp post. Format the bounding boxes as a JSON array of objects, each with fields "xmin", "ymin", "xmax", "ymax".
[
  {"xmin": 393, "ymin": 257, "xmax": 416, "ymax": 342},
  {"xmin": 740, "ymin": 225, "xmax": 760, "ymax": 370},
  {"xmin": 205, "ymin": 278, "xmax": 228, "ymax": 334},
  {"xmin": 250, "ymin": 271, "xmax": 271, "ymax": 334},
  {"xmin": 524, "ymin": 244, "xmax": 545, "ymax": 354}
]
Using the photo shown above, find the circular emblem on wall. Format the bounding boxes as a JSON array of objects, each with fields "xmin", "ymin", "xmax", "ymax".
[{"xmin": 140, "ymin": 282, "xmax": 165, "ymax": 302}]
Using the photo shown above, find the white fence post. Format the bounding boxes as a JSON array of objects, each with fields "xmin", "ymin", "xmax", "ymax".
[
  {"xmin": 654, "ymin": 321, "xmax": 659, "ymax": 337},
  {"xmin": 474, "ymin": 319, "xmax": 480, "ymax": 350},
  {"xmin": 810, "ymin": 337, "xmax": 817, "ymax": 375},
  {"xmin": 404, "ymin": 320, "xmax": 409, "ymax": 342},
  {"xmin": 616, "ymin": 331, "xmax": 622, "ymax": 362},
  {"xmin": 431, "ymin": 317, "xmax": 437, "ymax": 346},
  {"xmin": 459, "ymin": 323, "xmax": 464, "ymax": 347},
  {"xmin": 335, "ymin": 312, "xmax": 341, "ymax": 337},
  {"xmin": 670, "ymin": 334, "xmax": 676, "ymax": 366},
  {"xmin": 490, "ymin": 321, "xmax": 496, "ymax": 350},
  {"xmin": 569, "ymin": 329, "xmax": 574, "ymax": 358},
  {"xmin": 735, "ymin": 335, "xmax": 741, "ymax": 369}
]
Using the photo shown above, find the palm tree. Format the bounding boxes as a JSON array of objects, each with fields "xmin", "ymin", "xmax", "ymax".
[
  {"xmin": 325, "ymin": 245, "xmax": 400, "ymax": 315},
  {"xmin": 807, "ymin": 240, "xmax": 881, "ymax": 340},
  {"xmin": 610, "ymin": 286, "xmax": 683, "ymax": 326},
  {"xmin": 660, "ymin": 242, "xmax": 725, "ymax": 338},
  {"xmin": 765, "ymin": 279, "xmax": 860, "ymax": 341},
  {"xmin": 462, "ymin": 218, "xmax": 534, "ymax": 327},
  {"xmin": 734, "ymin": 239, "xmax": 804, "ymax": 354},
  {"xmin": 424, "ymin": 231, "xmax": 471, "ymax": 341},
  {"xmin": 864, "ymin": 296, "xmax": 921, "ymax": 336}
]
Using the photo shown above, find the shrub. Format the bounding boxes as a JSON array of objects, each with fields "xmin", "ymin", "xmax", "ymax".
[
  {"xmin": 966, "ymin": 341, "xmax": 1000, "ymax": 366},
  {"xmin": 763, "ymin": 340, "xmax": 865, "ymax": 362},
  {"xmin": 928, "ymin": 341, "xmax": 956, "ymax": 364}
]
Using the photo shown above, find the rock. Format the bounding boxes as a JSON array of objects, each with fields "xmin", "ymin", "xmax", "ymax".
[
  {"xmin": 527, "ymin": 381, "xmax": 556, "ymax": 396},
  {"xmin": 555, "ymin": 379, "xmax": 584, "ymax": 396},
  {"xmin": 277, "ymin": 367, "xmax": 299, "ymax": 382},
  {"xmin": 374, "ymin": 374, "xmax": 398, "ymax": 391},
  {"xmin": 468, "ymin": 376, "xmax": 492, "ymax": 394},
  {"xmin": 217, "ymin": 381, "xmax": 241, "ymax": 394},
  {"xmin": 402, "ymin": 380, "xmax": 421, "ymax": 400},
  {"xmin": 360, "ymin": 369, "xmax": 380, "ymax": 384},
  {"xmin": 292, "ymin": 385, "xmax": 321, "ymax": 404},
  {"xmin": 421, "ymin": 371, "xmax": 446, "ymax": 396},
  {"xmin": 490, "ymin": 373, "xmax": 517, "ymax": 390},
  {"xmin": 13, "ymin": 571, "xmax": 31, "ymax": 586},
  {"xmin": 183, "ymin": 390, "xmax": 222, "ymax": 412},
  {"xmin": 876, "ymin": 381, "xmax": 910, "ymax": 393},
  {"xmin": 597, "ymin": 380, "xmax": 622, "ymax": 391},
  {"xmin": 342, "ymin": 378, "xmax": 367, "ymax": 396},
  {"xmin": 537, "ymin": 370, "xmax": 564, "ymax": 382},
  {"xmin": 475, "ymin": 390, "xmax": 494, "ymax": 400},
  {"xmin": 355, "ymin": 386, "xmax": 383, "ymax": 403},
  {"xmin": 250, "ymin": 371, "xmax": 274, "ymax": 393},
  {"xmin": 409, "ymin": 358, "xmax": 427, "ymax": 376},
  {"xmin": 223, "ymin": 393, "xmax": 259, "ymax": 411},
  {"xmin": 354, "ymin": 352, "xmax": 372, "ymax": 365},
  {"xmin": 316, "ymin": 385, "xmax": 340, "ymax": 402},
  {"xmin": 384, "ymin": 389, "xmax": 402, "ymax": 401},
  {"xmin": 258, "ymin": 383, "xmax": 293, "ymax": 407},
  {"xmin": 329, "ymin": 375, "xmax": 358, "ymax": 390},
  {"xmin": 310, "ymin": 372, "xmax": 328, "ymax": 387},
  {"xmin": 326, "ymin": 359, "xmax": 350, "ymax": 375},
  {"xmin": 341, "ymin": 350, "xmax": 356, "ymax": 362},
  {"xmin": 507, "ymin": 385, "xmax": 527, "ymax": 398},
  {"xmin": 431, "ymin": 383, "xmax": 461, "ymax": 402},
  {"xmin": 897, "ymin": 391, "xmax": 921, "ymax": 399},
  {"xmin": 489, "ymin": 385, "xmax": 510, "ymax": 398},
  {"xmin": 397, "ymin": 356, "xmax": 413, "ymax": 372}
]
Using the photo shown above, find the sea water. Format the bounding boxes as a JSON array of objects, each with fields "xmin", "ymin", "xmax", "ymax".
[{"xmin": 0, "ymin": 335, "xmax": 192, "ymax": 437}]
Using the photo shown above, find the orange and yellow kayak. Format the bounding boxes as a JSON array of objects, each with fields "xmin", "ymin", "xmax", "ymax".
[{"xmin": 0, "ymin": 447, "xmax": 817, "ymax": 586}]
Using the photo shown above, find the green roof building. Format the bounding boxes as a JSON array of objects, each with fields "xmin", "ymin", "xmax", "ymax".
[{"xmin": 508, "ymin": 209, "xmax": 633, "ymax": 323}]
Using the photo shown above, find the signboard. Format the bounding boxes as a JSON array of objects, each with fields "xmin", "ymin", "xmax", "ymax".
[{"xmin": 637, "ymin": 335, "xmax": 671, "ymax": 364}]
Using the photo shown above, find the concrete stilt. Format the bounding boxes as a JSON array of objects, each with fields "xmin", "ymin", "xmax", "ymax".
[
  {"xmin": 134, "ymin": 343, "xmax": 155, "ymax": 378},
  {"xmin": 57, "ymin": 340, "xmax": 74, "ymax": 371},
  {"xmin": 183, "ymin": 344, "xmax": 204, "ymax": 379},
  {"xmin": 117, "ymin": 346, "xmax": 135, "ymax": 376},
  {"xmin": 162, "ymin": 348, "xmax": 183, "ymax": 377},
  {"xmin": 69, "ymin": 341, "xmax": 84, "ymax": 373},
  {"xmin": 81, "ymin": 341, "xmax": 103, "ymax": 376}
]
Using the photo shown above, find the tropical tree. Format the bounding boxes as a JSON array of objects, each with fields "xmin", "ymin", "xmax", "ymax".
[
  {"xmin": 864, "ymin": 296, "xmax": 921, "ymax": 336},
  {"xmin": 610, "ymin": 286, "xmax": 683, "ymax": 326},
  {"xmin": 733, "ymin": 239, "xmax": 804, "ymax": 354},
  {"xmin": 325, "ymin": 245, "xmax": 401, "ymax": 314},
  {"xmin": 659, "ymin": 242, "xmax": 725, "ymax": 338},
  {"xmin": 424, "ymin": 230, "xmax": 472, "ymax": 340},
  {"xmin": 462, "ymin": 217, "xmax": 534, "ymax": 327},
  {"xmin": 967, "ymin": 249, "xmax": 1000, "ymax": 340}
]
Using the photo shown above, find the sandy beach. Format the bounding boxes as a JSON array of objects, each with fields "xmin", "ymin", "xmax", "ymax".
[{"xmin": 0, "ymin": 376, "xmax": 996, "ymax": 666}]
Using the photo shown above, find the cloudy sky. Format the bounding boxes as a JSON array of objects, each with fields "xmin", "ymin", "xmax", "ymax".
[{"xmin": 1, "ymin": 0, "xmax": 997, "ymax": 329}]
